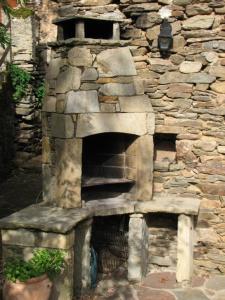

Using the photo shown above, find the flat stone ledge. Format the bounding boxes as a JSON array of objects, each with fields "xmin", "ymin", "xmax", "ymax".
[
  {"xmin": 84, "ymin": 198, "xmax": 135, "ymax": 217},
  {"xmin": 135, "ymin": 196, "xmax": 200, "ymax": 215},
  {"xmin": 0, "ymin": 205, "xmax": 93, "ymax": 234},
  {"xmin": 48, "ymin": 38, "xmax": 131, "ymax": 48}
]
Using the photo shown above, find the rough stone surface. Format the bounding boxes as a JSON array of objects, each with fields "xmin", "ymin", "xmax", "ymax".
[
  {"xmin": 68, "ymin": 47, "xmax": 93, "ymax": 67},
  {"xmin": 0, "ymin": 204, "xmax": 92, "ymax": 233},
  {"xmin": 97, "ymin": 47, "xmax": 137, "ymax": 77},
  {"xmin": 119, "ymin": 95, "xmax": 153, "ymax": 112},
  {"xmin": 180, "ymin": 61, "xmax": 202, "ymax": 74},
  {"xmin": 99, "ymin": 81, "xmax": 144, "ymax": 96},
  {"xmin": 182, "ymin": 16, "xmax": 215, "ymax": 30},
  {"xmin": 76, "ymin": 113, "xmax": 148, "ymax": 137},
  {"xmin": 51, "ymin": 114, "xmax": 74, "ymax": 138},
  {"xmin": 55, "ymin": 67, "xmax": 81, "ymax": 94},
  {"xmin": 65, "ymin": 90, "xmax": 99, "ymax": 113}
]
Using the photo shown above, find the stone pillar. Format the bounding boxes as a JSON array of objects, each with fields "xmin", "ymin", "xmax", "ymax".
[
  {"xmin": 176, "ymin": 214, "xmax": 194, "ymax": 283},
  {"xmin": 136, "ymin": 135, "xmax": 154, "ymax": 201},
  {"xmin": 113, "ymin": 22, "xmax": 120, "ymax": 40},
  {"xmin": 128, "ymin": 213, "xmax": 149, "ymax": 282},
  {"xmin": 1, "ymin": 229, "xmax": 75, "ymax": 300},
  {"xmin": 74, "ymin": 218, "xmax": 93, "ymax": 298},
  {"xmin": 75, "ymin": 21, "xmax": 85, "ymax": 39},
  {"xmin": 55, "ymin": 138, "xmax": 82, "ymax": 208}
]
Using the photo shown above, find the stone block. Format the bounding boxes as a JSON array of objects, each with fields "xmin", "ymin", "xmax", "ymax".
[
  {"xmin": 182, "ymin": 15, "xmax": 215, "ymax": 30},
  {"xmin": 81, "ymin": 68, "xmax": 98, "ymax": 81},
  {"xmin": 177, "ymin": 214, "xmax": 194, "ymax": 283},
  {"xmin": 76, "ymin": 113, "xmax": 148, "ymax": 137},
  {"xmin": 74, "ymin": 219, "xmax": 92, "ymax": 298},
  {"xmin": 55, "ymin": 138, "xmax": 82, "ymax": 208},
  {"xmin": 180, "ymin": 61, "xmax": 202, "ymax": 73},
  {"xmin": 135, "ymin": 135, "xmax": 154, "ymax": 201},
  {"xmin": 1, "ymin": 229, "xmax": 74, "ymax": 249},
  {"xmin": 99, "ymin": 80, "xmax": 144, "ymax": 96},
  {"xmin": 42, "ymin": 96, "xmax": 56, "ymax": 112},
  {"xmin": 68, "ymin": 47, "xmax": 93, "ymax": 67},
  {"xmin": 42, "ymin": 136, "xmax": 52, "ymax": 164},
  {"xmin": 128, "ymin": 214, "xmax": 149, "ymax": 282},
  {"xmin": 65, "ymin": 90, "xmax": 100, "ymax": 113},
  {"xmin": 51, "ymin": 114, "xmax": 74, "ymax": 138},
  {"xmin": 56, "ymin": 66, "xmax": 81, "ymax": 94},
  {"xmin": 160, "ymin": 72, "xmax": 216, "ymax": 84},
  {"xmin": 97, "ymin": 47, "xmax": 137, "ymax": 77},
  {"xmin": 46, "ymin": 57, "xmax": 63, "ymax": 80},
  {"xmin": 211, "ymin": 81, "xmax": 225, "ymax": 93},
  {"xmin": 119, "ymin": 95, "xmax": 153, "ymax": 112}
]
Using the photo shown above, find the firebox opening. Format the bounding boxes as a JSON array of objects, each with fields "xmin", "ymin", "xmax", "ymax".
[
  {"xmin": 91, "ymin": 215, "xmax": 129, "ymax": 282},
  {"xmin": 85, "ymin": 20, "xmax": 113, "ymax": 39},
  {"xmin": 154, "ymin": 133, "xmax": 177, "ymax": 162},
  {"xmin": 146, "ymin": 213, "xmax": 178, "ymax": 271},
  {"xmin": 82, "ymin": 133, "xmax": 137, "ymax": 202}
]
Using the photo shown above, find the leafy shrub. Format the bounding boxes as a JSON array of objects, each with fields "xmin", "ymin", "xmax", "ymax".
[
  {"xmin": 8, "ymin": 63, "xmax": 31, "ymax": 102},
  {"xmin": 4, "ymin": 249, "xmax": 65, "ymax": 283}
]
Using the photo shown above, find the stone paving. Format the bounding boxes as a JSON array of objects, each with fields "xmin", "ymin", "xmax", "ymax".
[{"xmin": 89, "ymin": 272, "xmax": 225, "ymax": 300}]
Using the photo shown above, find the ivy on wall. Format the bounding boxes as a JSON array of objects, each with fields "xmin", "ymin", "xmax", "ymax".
[{"xmin": 8, "ymin": 63, "xmax": 45, "ymax": 107}]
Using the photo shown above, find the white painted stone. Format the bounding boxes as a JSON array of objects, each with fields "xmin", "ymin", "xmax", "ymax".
[
  {"xmin": 68, "ymin": 47, "xmax": 93, "ymax": 67},
  {"xmin": 177, "ymin": 214, "xmax": 194, "ymax": 283},
  {"xmin": 97, "ymin": 47, "xmax": 137, "ymax": 77},
  {"xmin": 65, "ymin": 91, "xmax": 100, "ymax": 113},
  {"xmin": 76, "ymin": 113, "xmax": 148, "ymax": 137},
  {"xmin": 180, "ymin": 61, "xmax": 202, "ymax": 74},
  {"xmin": 56, "ymin": 67, "xmax": 81, "ymax": 94}
]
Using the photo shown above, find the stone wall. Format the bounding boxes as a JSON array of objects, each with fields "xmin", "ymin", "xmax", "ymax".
[{"xmin": 43, "ymin": 0, "xmax": 225, "ymax": 277}]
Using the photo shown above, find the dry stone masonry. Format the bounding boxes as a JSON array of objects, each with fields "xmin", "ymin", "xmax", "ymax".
[{"xmin": 1, "ymin": 0, "xmax": 225, "ymax": 299}]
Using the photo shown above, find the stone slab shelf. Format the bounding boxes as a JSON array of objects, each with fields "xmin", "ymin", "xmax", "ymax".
[
  {"xmin": 84, "ymin": 197, "xmax": 136, "ymax": 217},
  {"xmin": 0, "ymin": 205, "xmax": 93, "ymax": 234},
  {"xmin": 53, "ymin": 15, "xmax": 127, "ymax": 25},
  {"xmin": 135, "ymin": 196, "xmax": 200, "ymax": 216},
  {"xmin": 82, "ymin": 177, "xmax": 135, "ymax": 187},
  {"xmin": 48, "ymin": 38, "xmax": 130, "ymax": 48}
]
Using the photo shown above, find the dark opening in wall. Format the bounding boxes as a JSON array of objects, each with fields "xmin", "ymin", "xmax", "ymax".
[
  {"xmin": 91, "ymin": 215, "xmax": 129, "ymax": 279},
  {"xmin": 59, "ymin": 20, "xmax": 75, "ymax": 40},
  {"xmin": 85, "ymin": 20, "xmax": 113, "ymax": 39},
  {"xmin": 154, "ymin": 133, "xmax": 177, "ymax": 162}
]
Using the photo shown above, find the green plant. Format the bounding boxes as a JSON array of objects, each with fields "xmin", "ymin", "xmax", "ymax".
[
  {"xmin": 8, "ymin": 63, "xmax": 31, "ymax": 102},
  {"xmin": 34, "ymin": 81, "xmax": 46, "ymax": 107},
  {"xmin": 0, "ymin": 25, "xmax": 10, "ymax": 49},
  {"xmin": 4, "ymin": 249, "xmax": 65, "ymax": 283}
]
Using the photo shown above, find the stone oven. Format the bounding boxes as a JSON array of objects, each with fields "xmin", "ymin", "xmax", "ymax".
[{"xmin": 42, "ymin": 15, "xmax": 155, "ymax": 209}]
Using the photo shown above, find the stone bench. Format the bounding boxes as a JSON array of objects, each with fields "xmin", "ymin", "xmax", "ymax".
[
  {"xmin": 0, "ymin": 196, "xmax": 200, "ymax": 298},
  {"xmin": 0, "ymin": 205, "xmax": 93, "ymax": 300}
]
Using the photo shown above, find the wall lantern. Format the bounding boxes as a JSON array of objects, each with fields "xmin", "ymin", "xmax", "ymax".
[{"xmin": 158, "ymin": 19, "xmax": 173, "ymax": 58}]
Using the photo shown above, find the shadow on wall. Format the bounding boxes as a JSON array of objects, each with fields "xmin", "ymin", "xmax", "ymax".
[{"xmin": 0, "ymin": 75, "xmax": 15, "ymax": 182}]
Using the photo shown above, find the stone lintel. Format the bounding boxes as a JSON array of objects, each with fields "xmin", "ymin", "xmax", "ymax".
[
  {"xmin": 53, "ymin": 15, "xmax": 126, "ymax": 25},
  {"xmin": 177, "ymin": 214, "xmax": 194, "ymax": 283},
  {"xmin": 0, "ymin": 205, "xmax": 93, "ymax": 234},
  {"xmin": 135, "ymin": 196, "xmax": 200, "ymax": 215},
  {"xmin": 84, "ymin": 198, "xmax": 135, "ymax": 217},
  {"xmin": 1, "ymin": 228, "xmax": 74, "ymax": 250},
  {"xmin": 76, "ymin": 113, "xmax": 148, "ymax": 137}
]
